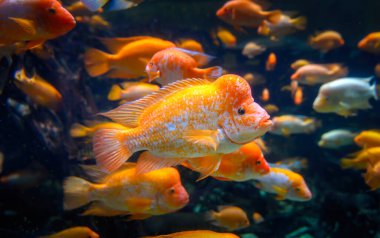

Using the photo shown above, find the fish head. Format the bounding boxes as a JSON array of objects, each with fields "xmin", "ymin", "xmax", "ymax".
[
  {"xmin": 288, "ymin": 175, "xmax": 312, "ymax": 201},
  {"xmin": 216, "ymin": 3, "xmax": 234, "ymax": 21},
  {"xmin": 161, "ymin": 182, "xmax": 189, "ymax": 209},
  {"xmin": 353, "ymin": 133, "xmax": 365, "ymax": 147},
  {"xmin": 145, "ymin": 59, "xmax": 161, "ymax": 82},
  {"xmin": 241, "ymin": 142, "xmax": 270, "ymax": 176},
  {"xmin": 37, "ymin": 0, "xmax": 76, "ymax": 37},
  {"xmin": 312, "ymin": 86, "xmax": 337, "ymax": 113},
  {"xmin": 83, "ymin": 227, "xmax": 100, "ymax": 238},
  {"xmin": 217, "ymin": 74, "xmax": 272, "ymax": 144}
]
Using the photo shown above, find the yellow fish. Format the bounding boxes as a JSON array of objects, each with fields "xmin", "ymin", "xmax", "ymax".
[{"xmin": 39, "ymin": 226, "xmax": 99, "ymax": 238}]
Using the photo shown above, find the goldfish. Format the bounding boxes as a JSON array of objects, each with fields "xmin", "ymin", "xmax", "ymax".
[
  {"xmin": 258, "ymin": 15, "xmax": 307, "ymax": 39},
  {"xmin": 291, "ymin": 59, "xmax": 311, "ymax": 70},
  {"xmin": 142, "ymin": 230, "xmax": 239, "ymax": 238},
  {"xmin": 354, "ymin": 130, "xmax": 380, "ymax": 148},
  {"xmin": 375, "ymin": 64, "xmax": 380, "ymax": 78},
  {"xmin": 70, "ymin": 122, "xmax": 128, "ymax": 138},
  {"xmin": 14, "ymin": 68, "xmax": 62, "ymax": 110},
  {"xmin": 269, "ymin": 115, "xmax": 319, "ymax": 136},
  {"xmin": 252, "ymin": 212, "xmax": 264, "ymax": 224},
  {"xmin": 261, "ymin": 88, "xmax": 270, "ymax": 102},
  {"xmin": 64, "ymin": 163, "xmax": 189, "ymax": 219},
  {"xmin": 313, "ymin": 77, "xmax": 377, "ymax": 117},
  {"xmin": 293, "ymin": 87, "xmax": 303, "ymax": 105},
  {"xmin": 290, "ymin": 64, "xmax": 348, "ymax": 85},
  {"xmin": 182, "ymin": 141, "xmax": 270, "ymax": 181},
  {"xmin": 253, "ymin": 167, "xmax": 312, "ymax": 201},
  {"xmin": 214, "ymin": 27, "xmax": 237, "ymax": 47},
  {"xmin": 308, "ymin": 31, "xmax": 344, "ymax": 53},
  {"xmin": 265, "ymin": 52, "xmax": 276, "ymax": 71},
  {"xmin": 0, "ymin": 0, "xmax": 75, "ymax": 47},
  {"xmin": 108, "ymin": 82, "xmax": 160, "ymax": 101},
  {"xmin": 242, "ymin": 42, "xmax": 266, "ymax": 59},
  {"xmin": 263, "ymin": 104, "xmax": 279, "ymax": 114},
  {"xmin": 243, "ymin": 73, "xmax": 266, "ymax": 85},
  {"xmin": 364, "ymin": 159, "xmax": 380, "ymax": 190},
  {"xmin": 216, "ymin": 0, "xmax": 282, "ymax": 31},
  {"xmin": 84, "ymin": 36, "xmax": 175, "ymax": 78},
  {"xmin": 145, "ymin": 48, "xmax": 223, "ymax": 86},
  {"xmin": 177, "ymin": 39, "xmax": 204, "ymax": 53},
  {"xmin": 39, "ymin": 226, "xmax": 99, "ymax": 238},
  {"xmin": 93, "ymin": 75, "xmax": 272, "ymax": 175},
  {"xmin": 357, "ymin": 32, "xmax": 380, "ymax": 54},
  {"xmin": 340, "ymin": 147, "xmax": 380, "ymax": 170},
  {"xmin": 80, "ymin": 0, "xmax": 143, "ymax": 12},
  {"xmin": 318, "ymin": 129, "xmax": 356, "ymax": 149},
  {"xmin": 207, "ymin": 206, "xmax": 250, "ymax": 231}
]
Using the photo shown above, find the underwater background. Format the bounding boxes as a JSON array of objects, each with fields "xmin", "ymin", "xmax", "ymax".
[{"xmin": 0, "ymin": 0, "xmax": 379, "ymax": 237}]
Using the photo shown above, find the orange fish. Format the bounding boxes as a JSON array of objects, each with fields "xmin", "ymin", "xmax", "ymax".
[
  {"xmin": 39, "ymin": 226, "xmax": 99, "ymax": 238},
  {"xmin": 145, "ymin": 48, "xmax": 223, "ymax": 86},
  {"xmin": 108, "ymin": 82, "xmax": 160, "ymax": 101},
  {"xmin": 142, "ymin": 230, "xmax": 239, "ymax": 238},
  {"xmin": 375, "ymin": 64, "xmax": 380, "ymax": 78},
  {"xmin": 0, "ymin": 0, "xmax": 75, "ymax": 47},
  {"xmin": 340, "ymin": 147, "xmax": 380, "ymax": 170},
  {"xmin": 14, "ymin": 68, "xmax": 62, "ymax": 110},
  {"xmin": 364, "ymin": 159, "xmax": 380, "ymax": 190},
  {"xmin": 308, "ymin": 31, "xmax": 344, "ymax": 53},
  {"xmin": 70, "ymin": 122, "xmax": 128, "ymax": 138},
  {"xmin": 214, "ymin": 27, "xmax": 237, "ymax": 47},
  {"xmin": 177, "ymin": 39, "xmax": 204, "ymax": 53},
  {"xmin": 216, "ymin": 0, "xmax": 282, "ymax": 31},
  {"xmin": 93, "ymin": 75, "xmax": 272, "ymax": 175},
  {"xmin": 261, "ymin": 88, "xmax": 270, "ymax": 101},
  {"xmin": 358, "ymin": 32, "xmax": 380, "ymax": 54},
  {"xmin": 290, "ymin": 59, "xmax": 311, "ymax": 70},
  {"xmin": 183, "ymin": 141, "xmax": 270, "ymax": 181},
  {"xmin": 252, "ymin": 212, "xmax": 264, "ymax": 224},
  {"xmin": 293, "ymin": 87, "xmax": 303, "ymax": 105},
  {"xmin": 63, "ymin": 163, "xmax": 189, "ymax": 219},
  {"xmin": 84, "ymin": 36, "xmax": 175, "ymax": 78},
  {"xmin": 354, "ymin": 130, "xmax": 380, "ymax": 148},
  {"xmin": 265, "ymin": 52, "xmax": 277, "ymax": 71},
  {"xmin": 207, "ymin": 206, "xmax": 250, "ymax": 231}
]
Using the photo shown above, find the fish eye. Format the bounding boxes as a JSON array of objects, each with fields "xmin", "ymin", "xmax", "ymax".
[
  {"xmin": 295, "ymin": 187, "xmax": 301, "ymax": 192},
  {"xmin": 48, "ymin": 8, "xmax": 56, "ymax": 14},
  {"xmin": 256, "ymin": 160, "xmax": 261, "ymax": 165},
  {"xmin": 169, "ymin": 188, "xmax": 175, "ymax": 194},
  {"xmin": 237, "ymin": 107, "xmax": 245, "ymax": 115}
]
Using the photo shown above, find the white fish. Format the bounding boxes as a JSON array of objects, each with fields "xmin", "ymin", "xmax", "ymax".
[
  {"xmin": 313, "ymin": 77, "xmax": 378, "ymax": 117},
  {"xmin": 242, "ymin": 42, "xmax": 266, "ymax": 59},
  {"xmin": 318, "ymin": 129, "xmax": 356, "ymax": 149},
  {"xmin": 269, "ymin": 115, "xmax": 320, "ymax": 136}
]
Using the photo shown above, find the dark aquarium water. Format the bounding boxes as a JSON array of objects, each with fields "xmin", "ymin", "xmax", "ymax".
[{"xmin": 0, "ymin": 0, "xmax": 379, "ymax": 237}]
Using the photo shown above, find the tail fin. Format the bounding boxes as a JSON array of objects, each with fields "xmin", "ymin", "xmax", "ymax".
[
  {"xmin": 266, "ymin": 10, "xmax": 282, "ymax": 24},
  {"xmin": 202, "ymin": 66, "xmax": 223, "ymax": 79},
  {"xmin": 93, "ymin": 129, "xmax": 135, "ymax": 172},
  {"xmin": 108, "ymin": 85, "xmax": 123, "ymax": 101},
  {"xmin": 84, "ymin": 48, "xmax": 111, "ymax": 77},
  {"xmin": 70, "ymin": 123, "xmax": 93, "ymax": 138},
  {"xmin": 292, "ymin": 16, "xmax": 307, "ymax": 30},
  {"xmin": 371, "ymin": 79, "xmax": 378, "ymax": 100},
  {"xmin": 63, "ymin": 176, "xmax": 93, "ymax": 210}
]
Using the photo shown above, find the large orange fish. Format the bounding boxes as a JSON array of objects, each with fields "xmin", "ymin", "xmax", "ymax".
[
  {"xmin": 207, "ymin": 206, "xmax": 250, "ymax": 231},
  {"xmin": 64, "ymin": 163, "xmax": 189, "ymax": 219},
  {"xmin": 143, "ymin": 230, "xmax": 239, "ymax": 238},
  {"xmin": 0, "ymin": 0, "xmax": 75, "ymax": 47},
  {"xmin": 183, "ymin": 141, "xmax": 270, "ymax": 181},
  {"xmin": 93, "ymin": 74, "xmax": 272, "ymax": 175},
  {"xmin": 40, "ymin": 226, "xmax": 99, "ymax": 238},
  {"xmin": 146, "ymin": 48, "xmax": 223, "ymax": 86},
  {"xmin": 84, "ymin": 36, "xmax": 175, "ymax": 78},
  {"xmin": 358, "ymin": 32, "xmax": 380, "ymax": 54}
]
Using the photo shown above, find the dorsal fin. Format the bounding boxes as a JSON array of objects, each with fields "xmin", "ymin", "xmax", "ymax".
[
  {"xmin": 98, "ymin": 36, "xmax": 154, "ymax": 53},
  {"xmin": 100, "ymin": 78, "xmax": 211, "ymax": 127},
  {"xmin": 81, "ymin": 162, "xmax": 136, "ymax": 182}
]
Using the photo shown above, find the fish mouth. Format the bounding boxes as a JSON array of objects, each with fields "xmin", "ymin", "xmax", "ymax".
[{"xmin": 258, "ymin": 116, "xmax": 273, "ymax": 128}]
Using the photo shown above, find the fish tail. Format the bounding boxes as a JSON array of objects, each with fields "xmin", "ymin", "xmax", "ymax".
[
  {"xmin": 371, "ymin": 79, "xmax": 378, "ymax": 100},
  {"xmin": 340, "ymin": 158, "xmax": 358, "ymax": 169},
  {"xmin": 70, "ymin": 123, "xmax": 93, "ymax": 138},
  {"xmin": 205, "ymin": 210, "xmax": 217, "ymax": 222},
  {"xmin": 81, "ymin": 0, "xmax": 109, "ymax": 11},
  {"xmin": 266, "ymin": 10, "xmax": 282, "ymax": 24},
  {"xmin": 292, "ymin": 16, "xmax": 307, "ymax": 30},
  {"xmin": 63, "ymin": 176, "xmax": 94, "ymax": 210},
  {"xmin": 93, "ymin": 128, "xmax": 136, "ymax": 172},
  {"xmin": 201, "ymin": 66, "xmax": 223, "ymax": 79},
  {"xmin": 84, "ymin": 48, "xmax": 111, "ymax": 77},
  {"xmin": 108, "ymin": 85, "xmax": 123, "ymax": 101}
]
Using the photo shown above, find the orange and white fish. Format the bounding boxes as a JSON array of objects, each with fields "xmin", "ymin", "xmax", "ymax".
[
  {"xmin": 70, "ymin": 122, "xmax": 128, "ymax": 138},
  {"xmin": 14, "ymin": 68, "xmax": 62, "ymax": 110},
  {"xmin": 93, "ymin": 75, "xmax": 272, "ymax": 175},
  {"xmin": 273, "ymin": 157, "xmax": 308, "ymax": 173},
  {"xmin": 364, "ymin": 159, "xmax": 380, "ymax": 190},
  {"xmin": 216, "ymin": 0, "xmax": 282, "ymax": 31},
  {"xmin": 258, "ymin": 15, "xmax": 307, "ymax": 39},
  {"xmin": 358, "ymin": 32, "xmax": 380, "ymax": 54},
  {"xmin": 293, "ymin": 87, "xmax": 303, "ymax": 105},
  {"xmin": 318, "ymin": 129, "xmax": 356, "ymax": 149},
  {"xmin": 308, "ymin": 31, "xmax": 344, "ymax": 53},
  {"xmin": 207, "ymin": 206, "xmax": 250, "ymax": 231},
  {"xmin": 64, "ymin": 163, "xmax": 189, "ymax": 219},
  {"xmin": 265, "ymin": 52, "xmax": 276, "ymax": 71},
  {"xmin": 291, "ymin": 64, "xmax": 348, "ymax": 85},
  {"xmin": 253, "ymin": 167, "xmax": 312, "ymax": 201},
  {"xmin": 108, "ymin": 82, "xmax": 160, "ymax": 101},
  {"xmin": 143, "ymin": 230, "xmax": 239, "ymax": 238},
  {"xmin": 269, "ymin": 115, "xmax": 319, "ymax": 136},
  {"xmin": 242, "ymin": 42, "xmax": 266, "ymax": 59},
  {"xmin": 182, "ymin": 141, "xmax": 270, "ymax": 181},
  {"xmin": 84, "ymin": 36, "xmax": 175, "ymax": 78},
  {"xmin": 252, "ymin": 212, "xmax": 264, "ymax": 224},
  {"xmin": 0, "ymin": 0, "xmax": 75, "ymax": 47},
  {"xmin": 354, "ymin": 130, "xmax": 380, "ymax": 148},
  {"xmin": 340, "ymin": 147, "xmax": 380, "ymax": 170},
  {"xmin": 261, "ymin": 88, "xmax": 270, "ymax": 102},
  {"xmin": 214, "ymin": 27, "xmax": 237, "ymax": 47},
  {"xmin": 145, "ymin": 48, "xmax": 223, "ymax": 86},
  {"xmin": 39, "ymin": 226, "xmax": 99, "ymax": 238}
]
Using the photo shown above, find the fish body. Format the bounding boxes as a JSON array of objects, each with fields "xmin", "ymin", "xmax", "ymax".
[
  {"xmin": 365, "ymin": 159, "xmax": 380, "ymax": 190},
  {"xmin": 252, "ymin": 212, "xmax": 264, "ymax": 224},
  {"xmin": 340, "ymin": 147, "xmax": 380, "ymax": 170},
  {"xmin": 93, "ymin": 75, "xmax": 272, "ymax": 174},
  {"xmin": 273, "ymin": 157, "xmax": 308, "ymax": 172},
  {"xmin": 291, "ymin": 59, "xmax": 311, "ymax": 70},
  {"xmin": 261, "ymin": 88, "xmax": 270, "ymax": 102},
  {"xmin": 242, "ymin": 42, "xmax": 266, "ymax": 59},
  {"xmin": 254, "ymin": 167, "xmax": 312, "ymax": 201},
  {"xmin": 84, "ymin": 36, "xmax": 176, "ymax": 78},
  {"xmin": 216, "ymin": 0, "xmax": 282, "ymax": 30},
  {"xmin": 313, "ymin": 77, "xmax": 377, "ymax": 117},
  {"xmin": 354, "ymin": 130, "xmax": 380, "ymax": 148},
  {"xmin": 258, "ymin": 15, "xmax": 307, "ymax": 38},
  {"xmin": 80, "ymin": 0, "xmax": 143, "ymax": 12},
  {"xmin": 177, "ymin": 39, "xmax": 204, "ymax": 53},
  {"xmin": 0, "ymin": 0, "xmax": 75, "ymax": 46},
  {"xmin": 215, "ymin": 27, "xmax": 237, "ymax": 47},
  {"xmin": 207, "ymin": 206, "xmax": 250, "ymax": 231},
  {"xmin": 358, "ymin": 32, "xmax": 380, "ymax": 54},
  {"xmin": 293, "ymin": 87, "xmax": 303, "ymax": 105},
  {"xmin": 270, "ymin": 115, "xmax": 319, "ymax": 136},
  {"xmin": 265, "ymin": 52, "xmax": 276, "ymax": 71},
  {"xmin": 309, "ymin": 30, "xmax": 344, "ymax": 53},
  {"xmin": 291, "ymin": 64, "xmax": 348, "ymax": 85},
  {"xmin": 108, "ymin": 82, "xmax": 160, "ymax": 101},
  {"xmin": 318, "ymin": 129, "xmax": 356, "ymax": 149},
  {"xmin": 146, "ymin": 48, "xmax": 223, "ymax": 86},
  {"xmin": 142, "ymin": 230, "xmax": 239, "ymax": 238},
  {"xmin": 39, "ymin": 226, "xmax": 99, "ymax": 238},
  {"xmin": 63, "ymin": 163, "xmax": 189, "ymax": 218}
]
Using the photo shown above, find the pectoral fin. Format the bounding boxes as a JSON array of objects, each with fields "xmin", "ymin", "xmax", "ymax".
[
  {"xmin": 136, "ymin": 151, "xmax": 187, "ymax": 175},
  {"xmin": 9, "ymin": 17, "xmax": 36, "ymax": 35},
  {"xmin": 194, "ymin": 155, "xmax": 222, "ymax": 181},
  {"xmin": 183, "ymin": 130, "xmax": 219, "ymax": 151},
  {"xmin": 272, "ymin": 185, "xmax": 288, "ymax": 200},
  {"xmin": 281, "ymin": 128, "xmax": 290, "ymax": 137},
  {"xmin": 125, "ymin": 197, "xmax": 152, "ymax": 212}
]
